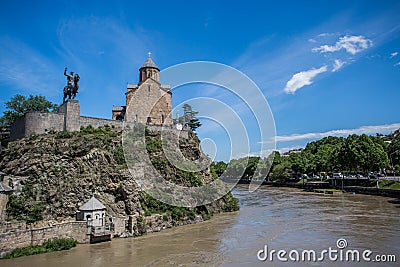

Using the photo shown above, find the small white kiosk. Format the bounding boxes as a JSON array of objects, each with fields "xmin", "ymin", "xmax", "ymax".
[{"xmin": 77, "ymin": 196, "xmax": 106, "ymax": 227}]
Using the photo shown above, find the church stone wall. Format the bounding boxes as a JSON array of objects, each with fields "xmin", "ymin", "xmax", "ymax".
[{"xmin": 125, "ymin": 79, "xmax": 172, "ymax": 125}]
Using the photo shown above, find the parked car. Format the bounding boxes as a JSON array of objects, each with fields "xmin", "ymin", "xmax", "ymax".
[{"xmin": 333, "ymin": 173, "xmax": 343, "ymax": 179}]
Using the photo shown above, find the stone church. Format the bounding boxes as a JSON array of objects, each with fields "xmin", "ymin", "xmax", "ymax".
[{"xmin": 112, "ymin": 54, "xmax": 173, "ymax": 126}]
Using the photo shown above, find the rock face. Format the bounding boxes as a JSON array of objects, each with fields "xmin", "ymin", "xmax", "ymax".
[{"xmin": 0, "ymin": 125, "xmax": 238, "ymax": 226}]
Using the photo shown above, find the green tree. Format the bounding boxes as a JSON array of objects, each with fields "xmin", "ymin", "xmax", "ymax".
[
  {"xmin": 0, "ymin": 94, "xmax": 58, "ymax": 128},
  {"xmin": 211, "ymin": 161, "xmax": 227, "ymax": 177},
  {"xmin": 338, "ymin": 134, "xmax": 389, "ymax": 173},
  {"xmin": 268, "ymin": 152, "xmax": 292, "ymax": 182},
  {"xmin": 289, "ymin": 151, "xmax": 314, "ymax": 175},
  {"xmin": 304, "ymin": 136, "xmax": 344, "ymax": 172},
  {"xmin": 182, "ymin": 104, "xmax": 201, "ymax": 131},
  {"xmin": 388, "ymin": 134, "xmax": 400, "ymax": 171}
]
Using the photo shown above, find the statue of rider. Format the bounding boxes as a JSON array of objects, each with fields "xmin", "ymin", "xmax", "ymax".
[
  {"xmin": 64, "ymin": 67, "xmax": 75, "ymax": 92},
  {"xmin": 63, "ymin": 67, "xmax": 80, "ymax": 103}
]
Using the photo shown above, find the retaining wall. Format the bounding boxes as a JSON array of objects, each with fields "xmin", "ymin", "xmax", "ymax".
[{"xmin": 0, "ymin": 221, "xmax": 88, "ymax": 255}]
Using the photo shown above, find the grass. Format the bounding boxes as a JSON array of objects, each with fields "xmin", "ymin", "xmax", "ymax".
[
  {"xmin": 377, "ymin": 180, "xmax": 400, "ymax": 190},
  {"xmin": 297, "ymin": 178, "xmax": 307, "ymax": 184},
  {"xmin": 3, "ymin": 238, "xmax": 77, "ymax": 259}
]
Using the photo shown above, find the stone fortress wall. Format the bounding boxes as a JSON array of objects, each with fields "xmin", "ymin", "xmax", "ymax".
[
  {"xmin": 10, "ymin": 99, "xmax": 188, "ymax": 141},
  {"xmin": 10, "ymin": 100, "xmax": 134, "ymax": 141}
]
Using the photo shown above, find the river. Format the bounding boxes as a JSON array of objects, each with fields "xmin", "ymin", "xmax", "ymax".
[{"xmin": 2, "ymin": 186, "xmax": 399, "ymax": 266}]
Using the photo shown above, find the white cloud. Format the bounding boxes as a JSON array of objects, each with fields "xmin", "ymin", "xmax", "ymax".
[
  {"xmin": 332, "ymin": 59, "xmax": 345, "ymax": 72},
  {"xmin": 312, "ymin": 35, "xmax": 373, "ymax": 55},
  {"xmin": 273, "ymin": 123, "xmax": 400, "ymax": 142},
  {"xmin": 390, "ymin": 52, "xmax": 398, "ymax": 58},
  {"xmin": 284, "ymin": 66, "xmax": 328, "ymax": 94},
  {"xmin": 318, "ymin": 33, "xmax": 336, "ymax": 37},
  {"xmin": 395, "ymin": 62, "xmax": 400, "ymax": 67}
]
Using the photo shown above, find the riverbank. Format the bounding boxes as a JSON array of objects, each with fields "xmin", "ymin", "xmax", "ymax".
[{"xmin": 261, "ymin": 180, "xmax": 400, "ymax": 198}]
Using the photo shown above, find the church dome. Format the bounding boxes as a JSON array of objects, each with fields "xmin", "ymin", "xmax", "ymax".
[{"xmin": 140, "ymin": 57, "xmax": 159, "ymax": 70}]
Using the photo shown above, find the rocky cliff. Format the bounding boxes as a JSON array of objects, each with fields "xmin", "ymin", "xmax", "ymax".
[{"xmin": 0, "ymin": 125, "xmax": 238, "ymax": 227}]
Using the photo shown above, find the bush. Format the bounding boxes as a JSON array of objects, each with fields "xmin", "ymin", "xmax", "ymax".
[
  {"xmin": 42, "ymin": 238, "xmax": 77, "ymax": 251},
  {"xmin": 145, "ymin": 136, "xmax": 162, "ymax": 152},
  {"xmin": 139, "ymin": 193, "xmax": 199, "ymax": 221},
  {"xmin": 80, "ymin": 125, "xmax": 95, "ymax": 134},
  {"xmin": 177, "ymin": 169, "xmax": 203, "ymax": 187},
  {"xmin": 201, "ymin": 211, "xmax": 211, "ymax": 221},
  {"xmin": 56, "ymin": 131, "xmax": 73, "ymax": 139},
  {"xmin": 222, "ymin": 193, "xmax": 240, "ymax": 212},
  {"xmin": 135, "ymin": 215, "xmax": 147, "ymax": 235},
  {"xmin": 6, "ymin": 183, "xmax": 45, "ymax": 223},
  {"xmin": 4, "ymin": 238, "xmax": 77, "ymax": 258},
  {"xmin": 113, "ymin": 146, "xmax": 126, "ymax": 165}
]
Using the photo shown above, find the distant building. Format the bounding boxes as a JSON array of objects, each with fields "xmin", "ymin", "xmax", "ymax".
[{"xmin": 282, "ymin": 148, "xmax": 303, "ymax": 157}]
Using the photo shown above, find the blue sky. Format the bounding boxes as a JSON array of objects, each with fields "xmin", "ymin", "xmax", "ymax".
[{"xmin": 1, "ymin": 0, "xmax": 399, "ymax": 161}]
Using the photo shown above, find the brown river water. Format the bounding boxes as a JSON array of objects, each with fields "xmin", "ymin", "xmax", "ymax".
[{"xmin": 1, "ymin": 186, "xmax": 399, "ymax": 266}]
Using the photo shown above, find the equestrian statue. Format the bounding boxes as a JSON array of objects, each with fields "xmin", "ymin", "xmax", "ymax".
[{"xmin": 63, "ymin": 67, "xmax": 80, "ymax": 103}]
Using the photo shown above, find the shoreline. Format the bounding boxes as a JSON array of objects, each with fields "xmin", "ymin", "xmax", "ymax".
[
  {"xmin": 254, "ymin": 181, "xmax": 400, "ymax": 198},
  {"xmin": 0, "ymin": 208, "xmax": 234, "ymax": 258}
]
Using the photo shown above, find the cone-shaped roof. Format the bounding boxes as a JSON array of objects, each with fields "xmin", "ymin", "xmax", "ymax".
[
  {"xmin": 140, "ymin": 57, "xmax": 158, "ymax": 69},
  {"xmin": 140, "ymin": 52, "xmax": 159, "ymax": 69},
  {"xmin": 79, "ymin": 196, "xmax": 106, "ymax": 211}
]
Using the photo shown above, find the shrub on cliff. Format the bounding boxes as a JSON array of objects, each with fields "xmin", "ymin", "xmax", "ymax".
[
  {"xmin": 222, "ymin": 193, "xmax": 240, "ymax": 212},
  {"xmin": 6, "ymin": 183, "xmax": 45, "ymax": 223}
]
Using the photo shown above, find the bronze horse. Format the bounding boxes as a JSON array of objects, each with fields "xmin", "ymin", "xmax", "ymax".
[{"xmin": 63, "ymin": 68, "xmax": 80, "ymax": 103}]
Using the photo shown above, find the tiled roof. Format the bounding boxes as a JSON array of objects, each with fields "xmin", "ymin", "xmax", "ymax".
[
  {"xmin": 140, "ymin": 57, "xmax": 158, "ymax": 69},
  {"xmin": 79, "ymin": 196, "xmax": 106, "ymax": 211}
]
